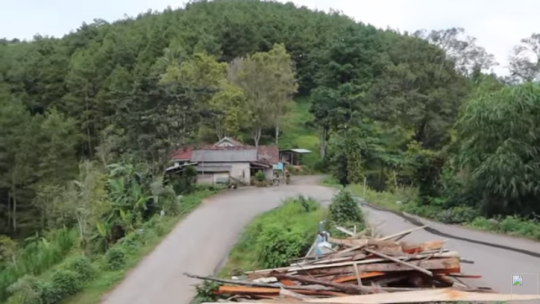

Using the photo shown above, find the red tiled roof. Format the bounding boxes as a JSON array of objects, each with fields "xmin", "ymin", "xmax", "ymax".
[
  {"xmin": 257, "ymin": 145, "xmax": 279, "ymax": 164},
  {"xmin": 170, "ymin": 147, "xmax": 194, "ymax": 160}
]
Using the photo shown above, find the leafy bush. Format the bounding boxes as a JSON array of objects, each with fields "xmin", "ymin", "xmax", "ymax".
[
  {"xmin": 6, "ymin": 275, "xmax": 41, "ymax": 304},
  {"xmin": 435, "ymin": 206, "xmax": 479, "ymax": 224},
  {"xmin": 154, "ymin": 222, "xmax": 166, "ymax": 237},
  {"xmin": 117, "ymin": 232, "xmax": 142, "ymax": 254},
  {"xmin": 37, "ymin": 270, "xmax": 82, "ymax": 304},
  {"xmin": 255, "ymin": 171, "xmax": 266, "ymax": 181},
  {"xmin": 257, "ymin": 224, "xmax": 308, "ymax": 268},
  {"xmin": 329, "ymin": 190, "xmax": 364, "ymax": 227},
  {"xmin": 105, "ymin": 247, "xmax": 126, "ymax": 271},
  {"xmin": 63, "ymin": 256, "xmax": 96, "ymax": 281}
]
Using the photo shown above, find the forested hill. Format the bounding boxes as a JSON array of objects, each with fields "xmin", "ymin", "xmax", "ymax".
[{"xmin": 1, "ymin": 0, "xmax": 540, "ymax": 242}]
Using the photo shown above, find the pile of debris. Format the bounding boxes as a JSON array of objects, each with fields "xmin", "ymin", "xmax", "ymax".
[{"xmin": 187, "ymin": 226, "xmax": 537, "ymax": 303}]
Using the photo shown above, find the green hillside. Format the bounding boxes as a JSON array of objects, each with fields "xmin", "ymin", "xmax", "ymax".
[{"xmin": 1, "ymin": 0, "xmax": 540, "ymax": 302}]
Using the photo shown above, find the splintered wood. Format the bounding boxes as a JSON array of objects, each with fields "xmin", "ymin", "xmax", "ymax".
[{"xmin": 187, "ymin": 226, "xmax": 537, "ymax": 303}]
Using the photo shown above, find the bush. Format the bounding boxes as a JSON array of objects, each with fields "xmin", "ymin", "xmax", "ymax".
[
  {"xmin": 0, "ymin": 228, "xmax": 78, "ymax": 302},
  {"xmin": 255, "ymin": 171, "xmax": 266, "ymax": 182},
  {"xmin": 105, "ymin": 247, "xmax": 126, "ymax": 271},
  {"xmin": 117, "ymin": 232, "xmax": 141, "ymax": 254},
  {"xmin": 435, "ymin": 206, "xmax": 479, "ymax": 224},
  {"xmin": 63, "ymin": 256, "xmax": 96, "ymax": 281},
  {"xmin": 39, "ymin": 269, "xmax": 82, "ymax": 304},
  {"xmin": 256, "ymin": 224, "xmax": 309, "ymax": 268},
  {"xmin": 6, "ymin": 275, "xmax": 41, "ymax": 304},
  {"xmin": 6, "ymin": 257, "xmax": 94, "ymax": 304},
  {"xmin": 329, "ymin": 191, "xmax": 364, "ymax": 227}
]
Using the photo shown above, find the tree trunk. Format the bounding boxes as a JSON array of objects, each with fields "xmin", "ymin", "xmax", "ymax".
[
  {"xmin": 7, "ymin": 191, "xmax": 11, "ymax": 234},
  {"xmin": 41, "ymin": 206, "xmax": 46, "ymax": 230},
  {"xmin": 319, "ymin": 126, "xmax": 328, "ymax": 159},
  {"xmin": 216, "ymin": 121, "xmax": 225, "ymax": 141},
  {"xmin": 275, "ymin": 122, "xmax": 280, "ymax": 146},
  {"xmin": 12, "ymin": 189, "xmax": 17, "ymax": 234},
  {"xmin": 84, "ymin": 88, "xmax": 93, "ymax": 158},
  {"xmin": 253, "ymin": 127, "xmax": 262, "ymax": 147}
]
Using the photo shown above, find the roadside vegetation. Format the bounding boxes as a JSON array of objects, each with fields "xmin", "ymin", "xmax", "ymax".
[
  {"xmin": 1, "ymin": 159, "xmax": 220, "ymax": 304},
  {"xmin": 324, "ymin": 177, "xmax": 540, "ymax": 241},
  {"xmin": 2, "ymin": 0, "xmax": 540, "ymax": 302},
  {"xmin": 218, "ymin": 196, "xmax": 325, "ymax": 277},
  {"xmin": 202, "ymin": 192, "xmax": 365, "ymax": 303}
]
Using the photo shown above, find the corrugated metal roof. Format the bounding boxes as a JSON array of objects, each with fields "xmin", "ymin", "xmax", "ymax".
[
  {"xmin": 196, "ymin": 165, "xmax": 231, "ymax": 172},
  {"xmin": 191, "ymin": 149, "xmax": 258, "ymax": 162}
]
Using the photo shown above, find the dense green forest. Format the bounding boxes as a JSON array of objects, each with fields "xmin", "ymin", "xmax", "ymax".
[{"xmin": 1, "ymin": 0, "xmax": 540, "ymax": 302}]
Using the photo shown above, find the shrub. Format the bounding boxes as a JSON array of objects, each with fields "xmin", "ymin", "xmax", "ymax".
[
  {"xmin": 329, "ymin": 191, "xmax": 364, "ymax": 227},
  {"xmin": 154, "ymin": 222, "xmax": 166, "ymax": 237},
  {"xmin": 117, "ymin": 233, "xmax": 141, "ymax": 254},
  {"xmin": 0, "ymin": 228, "xmax": 78, "ymax": 302},
  {"xmin": 63, "ymin": 255, "xmax": 96, "ymax": 281},
  {"xmin": 255, "ymin": 171, "xmax": 266, "ymax": 182},
  {"xmin": 39, "ymin": 270, "xmax": 81, "ymax": 304},
  {"xmin": 6, "ymin": 275, "xmax": 41, "ymax": 304},
  {"xmin": 105, "ymin": 247, "xmax": 126, "ymax": 271},
  {"xmin": 296, "ymin": 195, "xmax": 318, "ymax": 212},
  {"xmin": 256, "ymin": 224, "xmax": 308, "ymax": 268},
  {"xmin": 435, "ymin": 206, "xmax": 479, "ymax": 224}
]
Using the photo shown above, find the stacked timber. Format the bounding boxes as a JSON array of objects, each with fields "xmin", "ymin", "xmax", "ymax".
[{"xmin": 187, "ymin": 226, "xmax": 538, "ymax": 303}]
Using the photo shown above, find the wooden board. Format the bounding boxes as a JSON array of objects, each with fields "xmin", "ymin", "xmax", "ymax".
[
  {"xmin": 301, "ymin": 257, "xmax": 460, "ymax": 276},
  {"xmin": 204, "ymin": 288, "xmax": 538, "ymax": 304},
  {"xmin": 306, "ymin": 288, "xmax": 539, "ymax": 303}
]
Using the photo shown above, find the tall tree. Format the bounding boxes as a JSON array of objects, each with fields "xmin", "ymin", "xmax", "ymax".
[
  {"xmin": 415, "ymin": 27, "xmax": 498, "ymax": 76},
  {"xmin": 0, "ymin": 98, "xmax": 39, "ymax": 234},
  {"xmin": 228, "ymin": 45, "xmax": 298, "ymax": 147},
  {"xmin": 509, "ymin": 33, "xmax": 540, "ymax": 83},
  {"xmin": 265, "ymin": 44, "xmax": 298, "ymax": 145},
  {"xmin": 455, "ymin": 83, "xmax": 540, "ymax": 216}
]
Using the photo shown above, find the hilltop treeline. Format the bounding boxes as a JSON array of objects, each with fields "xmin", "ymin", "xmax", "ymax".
[{"xmin": 0, "ymin": 0, "xmax": 539, "ymax": 244}]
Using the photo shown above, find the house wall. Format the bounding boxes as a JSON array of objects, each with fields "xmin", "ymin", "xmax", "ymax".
[
  {"xmin": 197, "ymin": 162, "xmax": 251, "ymax": 185},
  {"xmin": 264, "ymin": 168, "xmax": 274, "ymax": 180},
  {"xmin": 197, "ymin": 173, "xmax": 214, "ymax": 184},
  {"xmin": 228, "ymin": 162, "xmax": 251, "ymax": 185}
]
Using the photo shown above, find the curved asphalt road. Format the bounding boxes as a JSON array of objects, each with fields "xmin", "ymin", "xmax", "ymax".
[{"xmin": 101, "ymin": 177, "xmax": 540, "ymax": 304}]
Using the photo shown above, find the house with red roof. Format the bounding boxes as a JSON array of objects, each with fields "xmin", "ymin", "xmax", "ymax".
[{"xmin": 168, "ymin": 137, "xmax": 280, "ymax": 186}]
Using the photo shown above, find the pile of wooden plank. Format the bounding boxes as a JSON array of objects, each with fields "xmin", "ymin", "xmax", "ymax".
[{"xmin": 187, "ymin": 226, "xmax": 538, "ymax": 303}]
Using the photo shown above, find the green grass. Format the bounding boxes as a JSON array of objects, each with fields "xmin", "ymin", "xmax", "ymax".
[
  {"xmin": 279, "ymin": 99, "xmax": 320, "ymax": 169},
  {"xmin": 217, "ymin": 196, "xmax": 326, "ymax": 278},
  {"xmin": 322, "ymin": 176, "xmax": 415, "ymax": 211}
]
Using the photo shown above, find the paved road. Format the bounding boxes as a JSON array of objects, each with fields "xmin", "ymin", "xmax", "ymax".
[
  {"xmin": 101, "ymin": 178, "xmax": 540, "ymax": 304},
  {"xmin": 362, "ymin": 204, "xmax": 540, "ymax": 297}
]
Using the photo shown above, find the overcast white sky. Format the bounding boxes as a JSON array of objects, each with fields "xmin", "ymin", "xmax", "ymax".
[{"xmin": 1, "ymin": 0, "xmax": 538, "ymax": 74}]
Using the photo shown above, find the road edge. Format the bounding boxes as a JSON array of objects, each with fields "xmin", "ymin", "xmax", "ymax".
[{"xmin": 358, "ymin": 199, "xmax": 540, "ymax": 258}]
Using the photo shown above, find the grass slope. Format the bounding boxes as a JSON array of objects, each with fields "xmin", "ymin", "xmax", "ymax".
[
  {"xmin": 217, "ymin": 196, "xmax": 325, "ymax": 278},
  {"xmin": 279, "ymin": 99, "xmax": 320, "ymax": 169}
]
